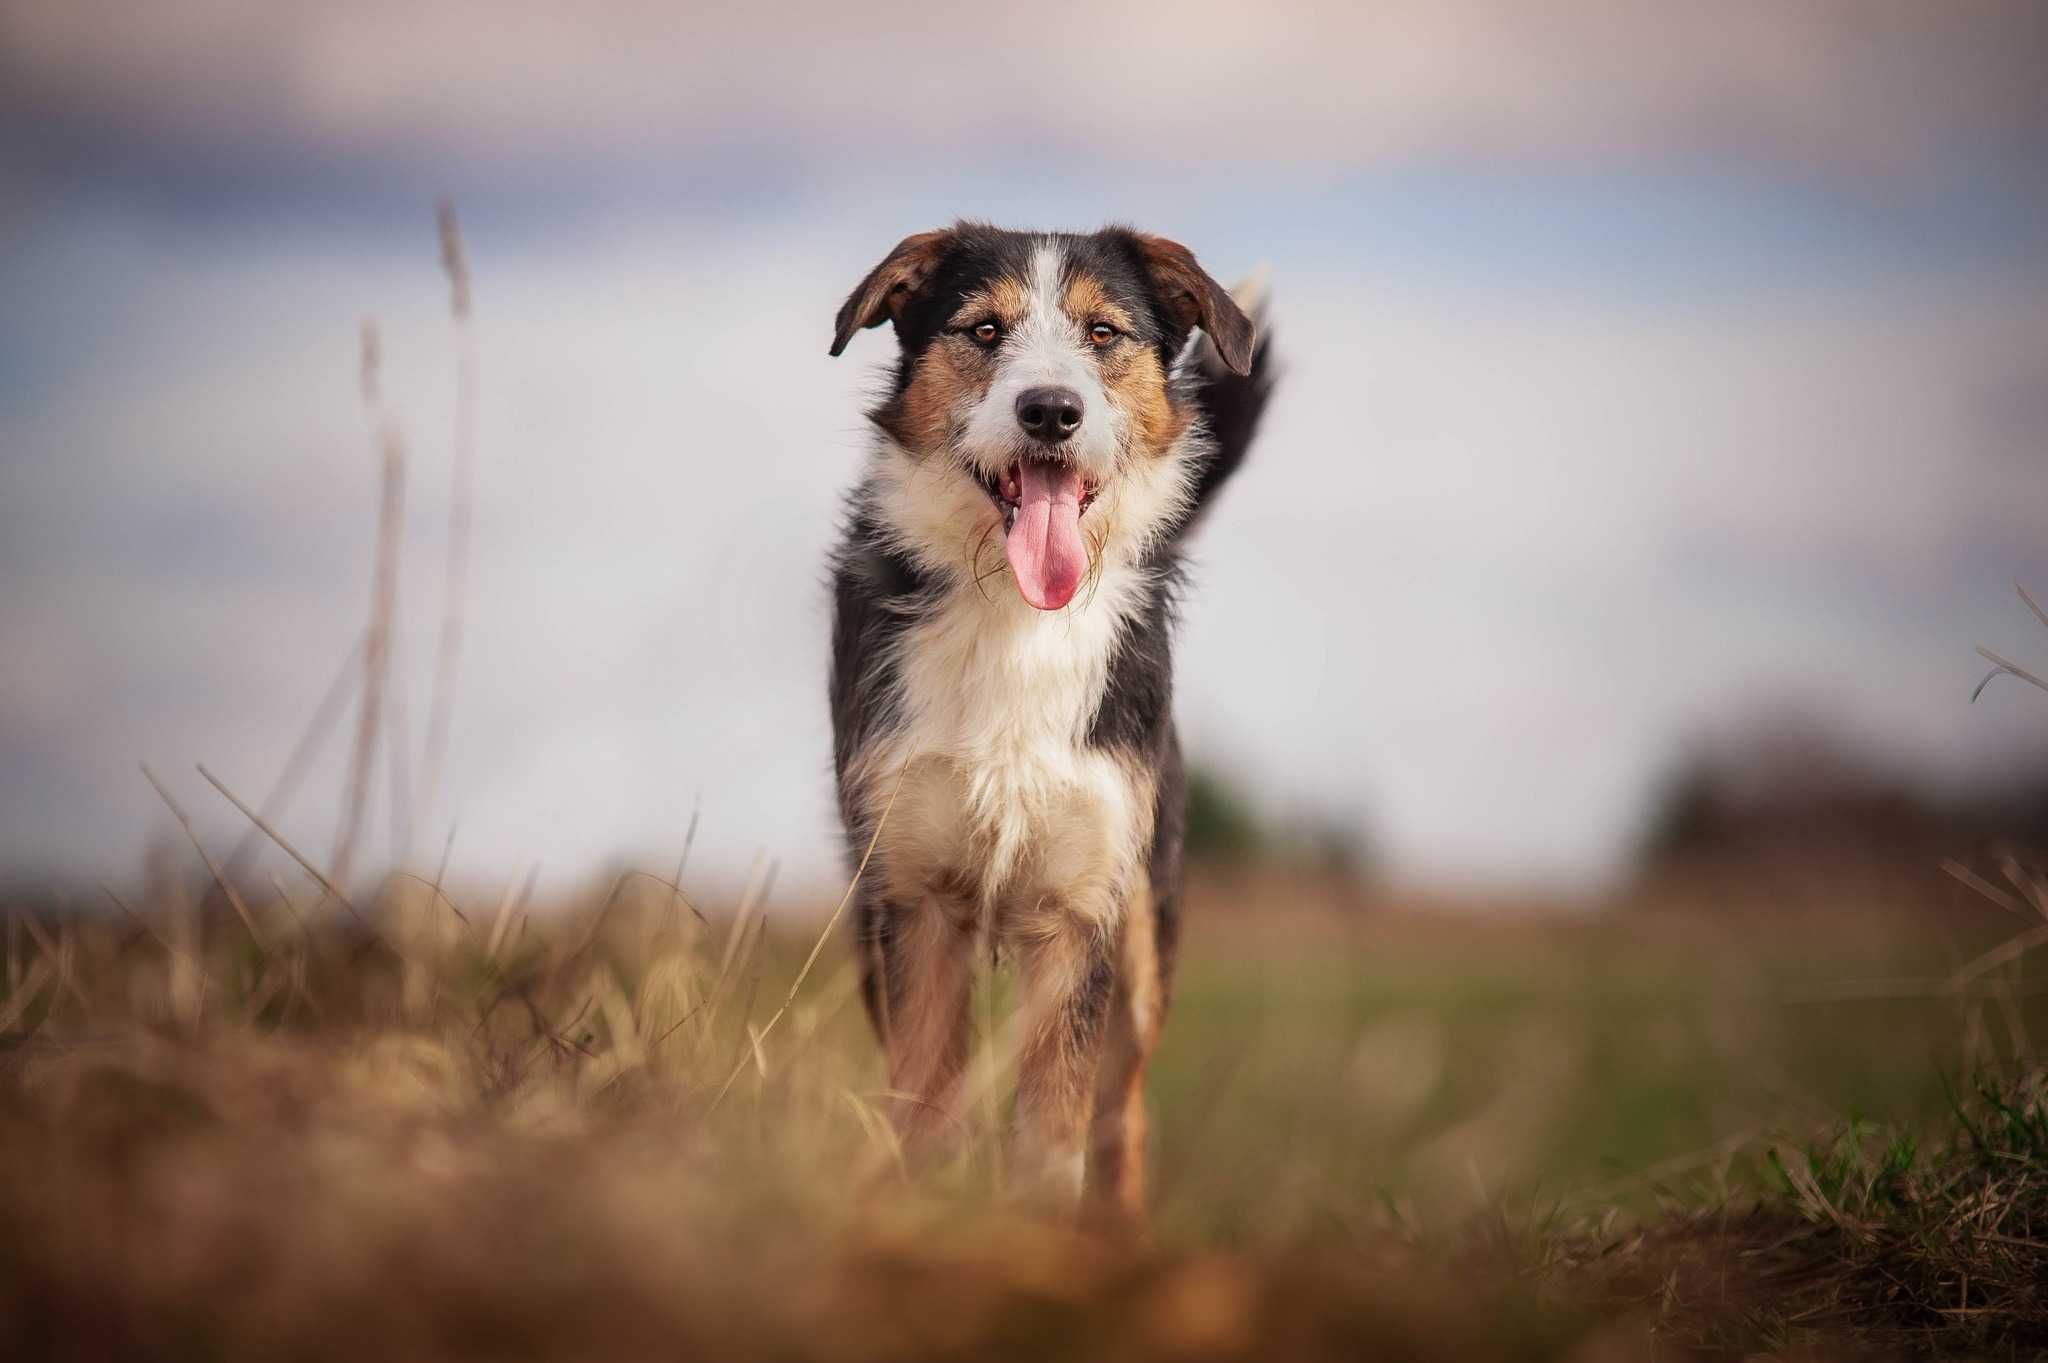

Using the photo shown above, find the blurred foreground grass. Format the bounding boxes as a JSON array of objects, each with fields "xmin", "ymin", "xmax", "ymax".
[{"xmin": 2, "ymin": 856, "xmax": 2044, "ymax": 1360}]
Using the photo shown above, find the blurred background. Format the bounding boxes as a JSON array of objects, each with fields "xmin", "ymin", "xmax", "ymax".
[
  {"xmin": 4, "ymin": 0, "xmax": 2047, "ymax": 900},
  {"xmin": 10, "ymin": 10, "xmax": 2048, "ymax": 1355}
]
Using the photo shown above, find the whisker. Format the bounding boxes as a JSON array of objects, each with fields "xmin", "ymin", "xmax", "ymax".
[
  {"xmin": 1079, "ymin": 532, "xmax": 1108, "ymax": 612},
  {"xmin": 957, "ymin": 519, "xmax": 985, "ymax": 591},
  {"xmin": 973, "ymin": 548, "xmax": 1009, "ymax": 594}
]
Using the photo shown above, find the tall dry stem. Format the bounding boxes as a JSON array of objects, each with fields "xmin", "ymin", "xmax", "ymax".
[
  {"xmin": 219, "ymin": 634, "xmax": 363, "ymax": 887},
  {"xmin": 419, "ymin": 198, "xmax": 477, "ymax": 844},
  {"xmin": 332, "ymin": 322, "xmax": 406, "ymax": 888}
]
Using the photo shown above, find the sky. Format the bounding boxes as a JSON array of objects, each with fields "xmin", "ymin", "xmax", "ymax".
[{"xmin": 3, "ymin": 1, "xmax": 2047, "ymax": 900}]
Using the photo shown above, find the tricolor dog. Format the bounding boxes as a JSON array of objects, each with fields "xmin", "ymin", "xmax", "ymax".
[{"xmin": 826, "ymin": 223, "xmax": 1271, "ymax": 1217}]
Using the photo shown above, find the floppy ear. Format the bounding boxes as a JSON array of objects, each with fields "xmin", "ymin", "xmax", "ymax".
[
  {"xmin": 1131, "ymin": 233, "xmax": 1256, "ymax": 376},
  {"xmin": 829, "ymin": 228, "xmax": 955, "ymax": 357}
]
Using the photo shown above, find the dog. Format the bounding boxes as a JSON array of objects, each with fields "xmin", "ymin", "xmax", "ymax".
[{"xmin": 826, "ymin": 223, "xmax": 1272, "ymax": 1216}]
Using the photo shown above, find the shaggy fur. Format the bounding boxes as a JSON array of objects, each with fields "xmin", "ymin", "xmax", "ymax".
[{"xmin": 826, "ymin": 223, "xmax": 1272, "ymax": 1215}]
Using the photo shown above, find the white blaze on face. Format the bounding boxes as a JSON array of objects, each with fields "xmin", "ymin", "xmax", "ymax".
[
  {"xmin": 955, "ymin": 241, "xmax": 1128, "ymax": 612},
  {"xmin": 957, "ymin": 240, "xmax": 1124, "ymax": 483}
]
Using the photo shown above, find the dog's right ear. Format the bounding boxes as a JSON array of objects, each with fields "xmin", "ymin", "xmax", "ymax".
[{"xmin": 830, "ymin": 228, "xmax": 955, "ymax": 357}]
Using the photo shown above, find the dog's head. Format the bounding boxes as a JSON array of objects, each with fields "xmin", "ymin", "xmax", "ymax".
[{"xmin": 831, "ymin": 224, "xmax": 1253, "ymax": 611}]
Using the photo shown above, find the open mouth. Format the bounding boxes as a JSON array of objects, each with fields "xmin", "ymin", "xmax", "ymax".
[
  {"xmin": 980, "ymin": 455, "xmax": 1099, "ymax": 612},
  {"xmin": 981, "ymin": 457, "xmax": 1099, "ymax": 534}
]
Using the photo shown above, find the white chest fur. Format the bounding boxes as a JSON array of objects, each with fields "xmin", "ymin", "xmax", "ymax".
[{"xmin": 860, "ymin": 568, "xmax": 1156, "ymax": 920}]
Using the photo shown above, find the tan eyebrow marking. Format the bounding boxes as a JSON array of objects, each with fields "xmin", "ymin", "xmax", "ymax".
[
  {"xmin": 948, "ymin": 274, "xmax": 1032, "ymax": 330},
  {"xmin": 1061, "ymin": 273, "xmax": 1135, "ymax": 332}
]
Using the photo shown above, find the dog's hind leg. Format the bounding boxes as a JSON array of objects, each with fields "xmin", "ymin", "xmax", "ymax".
[
  {"xmin": 1087, "ymin": 872, "xmax": 1163, "ymax": 1226},
  {"xmin": 1088, "ymin": 740, "xmax": 1185, "ymax": 1226}
]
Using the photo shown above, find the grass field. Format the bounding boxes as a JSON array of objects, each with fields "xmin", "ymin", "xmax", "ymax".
[
  {"xmin": 4, "ymin": 848, "xmax": 2044, "ymax": 1360},
  {"xmin": 1158, "ymin": 866, "xmax": 2034, "ymax": 1235}
]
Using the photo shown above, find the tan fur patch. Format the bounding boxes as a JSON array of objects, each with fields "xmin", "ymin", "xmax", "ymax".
[
  {"xmin": 889, "ymin": 342, "xmax": 986, "ymax": 456},
  {"xmin": 1063, "ymin": 269, "xmax": 1187, "ymax": 460},
  {"xmin": 956, "ymin": 275, "xmax": 1032, "ymax": 331},
  {"xmin": 1100, "ymin": 343, "xmax": 1186, "ymax": 459},
  {"xmin": 888, "ymin": 272, "xmax": 1041, "ymax": 458},
  {"xmin": 1089, "ymin": 871, "xmax": 1161, "ymax": 1219},
  {"xmin": 854, "ymin": 743, "xmax": 1152, "ymax": 928},
  {"xmin": 1060, "ymin": 274, "xmax": 1135, "ymax": 335},
  {"xmin": 1008, "ymin": 898, "xmax": 1109, "ymax": 1203},
  {"xmin": 878, "ymin": 892, "xmax": 976, "ymax": 1145}
]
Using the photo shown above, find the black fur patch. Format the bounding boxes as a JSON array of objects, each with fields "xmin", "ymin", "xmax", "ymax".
[
  {"xmin": 1179, "ymin": 297, "xmax": 1276, "ymax": 532},
  {"xmin": 1148, "ymin": 730, "xmax": 1188, "ymax": 1006},
  {"xmin": 1066, "ymin": 934, "xmax": 1119, "ymax": 1059},
  {"xmin": 830, "ymin": 223, "xmax": 1273, "ymax": 1054},
  {"xmin": 1086, "ymin": 554, "xmax": 1181, "ymax": 757},
  {"xmin": 828, "ymin": 491, "xmax": 932, "ymax": 853}
]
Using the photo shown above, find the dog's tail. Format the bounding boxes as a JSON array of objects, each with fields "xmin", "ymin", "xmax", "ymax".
[{"xmin": 1183, "ymin": 267, "xmax": 1276, "ymax": 528}]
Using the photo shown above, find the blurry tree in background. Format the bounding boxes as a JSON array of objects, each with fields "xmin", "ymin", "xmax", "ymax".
[
  {"xmin": 1183, "ymin": 761, "xmax": 1372, "ymax": 883},
  {"xmin": 1184, "ymin": 764, "xmax": 1262, "ymax": 866},
  {"xmin": 1638, "ymin": 705, "xmax": 2048, "ymax": 882}
]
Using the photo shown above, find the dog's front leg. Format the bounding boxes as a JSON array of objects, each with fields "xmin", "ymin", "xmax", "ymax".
[
  {"xmin": 1008, "ymin": 901, "xmax": 1118, "ymax": 1207},
  {"xmin": 866, "ymin": 888, "xmax": 977, "ymax": 1151}
]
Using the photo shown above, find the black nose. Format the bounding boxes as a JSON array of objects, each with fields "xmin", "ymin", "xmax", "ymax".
[{"xmin": 1015, "ymin": 387, "xmax": 1084, "ymax": 443}]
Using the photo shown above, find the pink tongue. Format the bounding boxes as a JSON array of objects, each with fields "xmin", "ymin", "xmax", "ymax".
[{"xmin": 1004, "ymin": 460, "xmax": 1087, "ymax": 610}]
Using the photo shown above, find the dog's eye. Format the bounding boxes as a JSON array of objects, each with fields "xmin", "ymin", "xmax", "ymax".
[
  {"xmin": 1088, "ymin": 323, "xmax": 1119, "ymax": 347},
  {"xmin": 970, "ymin": 321, "xmax": 1000, "ymax": 346}
]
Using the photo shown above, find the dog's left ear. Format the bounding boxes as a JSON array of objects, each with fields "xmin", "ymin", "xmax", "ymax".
[
  {"xmin": 1130, "ymin": 233, "xmax": 1256, "ymax": 377},
  {"xmin": 830, "ymin": 228, "xmax": 955, "ymax": 357}
]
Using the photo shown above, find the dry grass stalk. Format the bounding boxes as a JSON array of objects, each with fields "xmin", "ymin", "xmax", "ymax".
[
  {"xmin": 703, "ymin": 851, "xmax": 771, "ymax": 1036},
  {"xmin": 390, "ymin": 870, "xmax": 473, "ymax": 926},
  {"xmin": 14, "ymin": 910, "xmax": 90, "ymax": 1021},
  {"xmin": 331, "ymin": 322, "xmax": 407, "ymax": 889},
  {"xmin": 1950, "ymin": 925, "xmax": 2048, "ymax": 991},
  {"xmin": 140, "ymin": 764, "xmax": 269, "ymax": 955},
  {"xmin": 384, "ymin": 685, "xmax": 414, "ymax": 868},
  {"xmin": 0, "ymin": 956, "xmax": 52, "ymax": 1034},
  {"xmin": 1972, "ymin": 584, "xmax": 2048, "ymax": 701},
  {"xmin": 709, "ymin": 758, "xmax": 912, "ymax": 1109},
  {"xmin": 418, "ymin": 198, "xmax": 478, "ymax": 844},
  {"xmin": 196, "ymin": 763, "xmax": 378, "ymax": 941},
  {"xmin": 2020, "ymin": 582, "xmax": 2048, "ymax": 633},
  {"xmin": 1944, "ymin": 858, "xmax": 2032, "ymax": 917},
  {"xmin": 484, "ymin": 862, "xmax": 541, "ymax": 963},
  {"xmin": 667, "ymin": 797, "xmax": 701, "ymax": 935},
  {"xmin": 219, "ymin": 633, "xmax": 363, "ymax": 888}
]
